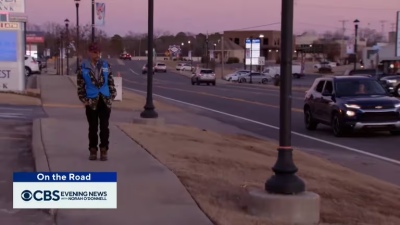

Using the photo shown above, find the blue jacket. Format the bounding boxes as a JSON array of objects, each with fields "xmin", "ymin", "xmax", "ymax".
[{"xmin": 81, "ymin": 60, "xmax": 110, "ymax": 98}]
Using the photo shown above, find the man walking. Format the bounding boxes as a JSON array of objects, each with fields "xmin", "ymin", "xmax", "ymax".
[{"xmin": 76, "ymin": 43, "xmax": 117, "ymax": 161}]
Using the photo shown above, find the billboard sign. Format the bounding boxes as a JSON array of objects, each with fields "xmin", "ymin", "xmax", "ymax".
[
  {"xmin": 26, "ymin": 31, "xmax": 44, "ymax": 43},
  {"xmin": 396, "ymin": 11, "xmax": 400, "ymax": 57},
  {"xmin": 245, "ymin": 39, "xmax": 260, "ymax": 65},
  {"xmin": 0, "ymin": 0, "xmax": 25, "ymax": 13}
]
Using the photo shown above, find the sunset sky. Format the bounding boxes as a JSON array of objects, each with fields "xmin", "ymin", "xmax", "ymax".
[{"xmin": 25, "ymin": 0, "xmax": 397, "ymax": 36}]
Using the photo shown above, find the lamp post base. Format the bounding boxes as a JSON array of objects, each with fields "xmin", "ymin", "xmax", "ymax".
[
  {"xmin": 140, "ymin": 106, "xmax": 158, "ymax": 119},
  {"xmin": 265, "ymin": 147, "xmax": 305, "ymax": 194}
]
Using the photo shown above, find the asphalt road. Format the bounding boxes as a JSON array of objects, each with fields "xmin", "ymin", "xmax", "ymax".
[
  {"xmin": 0, "ymin": 105, "xmax": 52, "ymax": 224},
  {"xmin": 110, "ymin": 59, "xmax": 400, "ymax": 167}
]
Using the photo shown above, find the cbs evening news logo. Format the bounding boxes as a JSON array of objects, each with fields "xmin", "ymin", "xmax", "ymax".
[
  {"xmin": 21, "ymin": 190, "xmax": 108, "ymax": 201},
  {"xmin": 13, "ymin": 172, "xmax": 117, "ymax": 209}
]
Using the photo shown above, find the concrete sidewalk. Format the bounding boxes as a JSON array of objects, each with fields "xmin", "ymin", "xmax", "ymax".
[
  {"xmin": 32, "ymin": 118, "xmax": 213, "ymax": 225},
  {"xmin": 33, "ymin": 75, "xmax": 213, "ymax": 225}
]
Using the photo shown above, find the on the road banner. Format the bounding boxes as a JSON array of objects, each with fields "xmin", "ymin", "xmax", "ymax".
[
  {"xmin": 95, "ymin": 2, "xmax": 105, "ymax": 26},
  {"xmin": 13, "ymin": 172, "xmax": 117, "ymax": 209}
]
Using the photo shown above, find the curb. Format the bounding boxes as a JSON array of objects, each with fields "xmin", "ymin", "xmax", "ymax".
[
  {"xmin": 0, "ymin": 89, "xmax": 41, "ymax": 98},
  {"xmin": 31, "ymin": 118, "xmax": 58, "ymax": 224}
]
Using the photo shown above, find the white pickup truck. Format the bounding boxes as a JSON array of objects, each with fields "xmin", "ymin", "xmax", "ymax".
[{"xmin": 263, "ymin": 65, "xmax": 304, "ymax": 79}]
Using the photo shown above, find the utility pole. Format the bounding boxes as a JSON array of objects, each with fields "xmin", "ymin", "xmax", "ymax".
[
  {"xmin": 380, "ymin": 20, "xmax": 387, "ymax": 38},
  {"xmin": 339, "ymin": 20, "xmax": 348, "ymax": 60}
]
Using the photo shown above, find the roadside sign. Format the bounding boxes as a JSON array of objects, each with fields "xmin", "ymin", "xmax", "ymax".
[
  {"xmin": 258, "ymin": 56, "xmax": 265, "ymax": 65},
  {"xmin": 9, "ymin": 15, "xmax": 27, "ymax": 23},
  {"xmin": 0, "ymin": 0, "xmax": 26, "ymax": 13},
  {"xmin": 0, "ymin": 22, "xmax": 19, "ymax": 29}
]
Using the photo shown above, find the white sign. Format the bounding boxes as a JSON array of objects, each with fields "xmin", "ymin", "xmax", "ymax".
[
  {"xmin": 0, "ymin": 0, "xmax": 25, "ymax": 13},
  {"xmin": 9, "ymin": 15, "xmax": 27, "ymax": 23},
  {"xmin": 0, "ymin": 66, "xmax": 19, "ymax": 90},
  {"xmin": 245, "ymin": 39, "xmax": 261, "ymax": 65},
  {"xmin": 258, "ymin": 56, "xmax": 265, "ymax": 65},
  {"xmin": 396, "ymin": 11, "xmax": 400, "ymax": 57},
  {"xmin": 113, "ymin": 76, "xmax": 122, "ymax": 101}
]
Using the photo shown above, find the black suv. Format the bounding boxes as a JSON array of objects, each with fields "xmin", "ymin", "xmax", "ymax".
[
  {"xmin": 346, "ymin": 69, "xmax": 400, "ymax": 96},
  {"xmin": 304, "ymin": 76, "xmax": 400, "ymax": 137}
]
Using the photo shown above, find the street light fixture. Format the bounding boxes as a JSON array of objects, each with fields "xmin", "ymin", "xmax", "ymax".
[
  {"xmin": 140, "ymin": 0, "xmax": 158, "ymax": 119},
  {"xmin": 64, "ymin": 19, "xmax": 70, "ymax": 75},
  {"xmin": 354, "ymin": 19, "xmax": 360, "ymax": 70},
  {"xmin": 265, "ymin": 0, "xmax": 305, "ymax": 194},
  {"xmin": 75, "ymin": 0, "xmax": 80, "ymax": 72}
]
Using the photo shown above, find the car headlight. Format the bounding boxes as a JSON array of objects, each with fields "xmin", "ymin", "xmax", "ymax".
[
  {"xmin": 346, "ymin": 110, "xmax": 356, "ymax": 117},
  {"xmin": 395, "ymin": 103, "xmax": 400, "ymax": 108},
  {"xmin": 344, "ymin": 104, "xmax": 361, "ymax": 109},
  {"xmin": 387, "ymin": 79, "xmax": 397, "ymax": 83}
]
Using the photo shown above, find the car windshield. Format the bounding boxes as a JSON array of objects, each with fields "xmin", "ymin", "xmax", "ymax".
[
  {"xmin": 157, "ymin": 63, "xmax": 165, "ymax": 66},
  {"xmin": 335, "ymin": 79, "xmax": 387, "ymax": 97},
  {"xmin": 200, "ymin": 70, "xmax": 213, "ymax": 74}
]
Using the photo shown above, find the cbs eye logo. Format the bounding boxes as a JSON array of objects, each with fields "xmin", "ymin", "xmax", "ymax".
[{"xmin": 21, "ymin": 190, "xmax": 33, "ymax": 201}]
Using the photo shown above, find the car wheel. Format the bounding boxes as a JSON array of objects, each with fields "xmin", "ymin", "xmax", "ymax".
[
  {"xmin": 304, "ymin": 107, "xmax": 318, "ymax": 130},
  {"xmin": 332, "ymin": 113, "xmax": 349, "ymax": 137},
  {"xmin": 261, "ymin": 78, "xmax": 268, "ymax": 84},
  {"xmin": 25, "ymin": 67, "xmax": 31, "ymax": 77},
  {"xmin": 390, "ymin": 130, "xmax": 400, "ymax": 135},
  {"xmin": 239, "ymin": 78, "xmax": 246, "ymax": 83},
  {"xmin": 394, "ymin": 85, "xmax": 400, "ymax": 97},
  {"xmin": 212, "ymin": 82, "xmax": 216, "ymax": 86},
  {"xmin": 207, "ymin": 83, "xmax": 210, "ymax": 85},
  {"xmin": 196, "ymin": 79, "xmax": 200, "ymax": 85}
]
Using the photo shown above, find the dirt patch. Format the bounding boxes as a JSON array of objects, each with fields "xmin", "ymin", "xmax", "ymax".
[
  {"xmin": 119, "ymin": 123, "xmax": 400, "ymax": 225},
  {"xmin": 0, "ymin": 92, "xmax": 41, "ymax": 105}
]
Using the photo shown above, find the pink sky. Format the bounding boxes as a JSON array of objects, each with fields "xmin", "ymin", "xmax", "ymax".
[{"xmin": 25, "ymin": 0, "xmax": 397, "ymax": 36}]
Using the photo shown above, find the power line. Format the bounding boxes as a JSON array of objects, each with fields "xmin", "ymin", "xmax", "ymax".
[{"xmin": 297, "ymin": 3, "xmax": 395, "ymax": 11}]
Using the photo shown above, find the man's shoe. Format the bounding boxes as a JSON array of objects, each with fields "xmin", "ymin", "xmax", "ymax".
[
  {"xmin": 89, "ymin": 148, "xmax": 98, "ymax": 160},
  {"xmin": 100, "ymin": 148, "xmax": 108, "ymax": 161}
]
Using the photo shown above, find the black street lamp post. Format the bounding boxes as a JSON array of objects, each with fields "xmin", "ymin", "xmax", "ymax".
[
  {"xmin": 65, "ymin": 19, "xmax": 70, "ymax": 75},
  {"xmin": 91, "ymin": 0, "xmax": 95, "ymax": 42},
  {"xmin": 60, "ymin": 32, "xmax": 64, "ymax": 75},
  {"xmin": 75, "ymin": 0, "xmax": 80, "ymax": 72},
  {"xmin": 249, "ymin": 36, "xmax": 253, "ymax": 83},
  {"xmin": 354, "ymin": 19, "xmax": 360, "ymax": 70},
  {"xmin": 265, "ymin": 0, "xmax": 306, "ymax": 194},
  {"xmin": 205, "ymin": 34, "xmax": 209, "ymax": 68},
  {"xmin": 140, "ymin": 0, "xmax": 158, "ymax": 119}
]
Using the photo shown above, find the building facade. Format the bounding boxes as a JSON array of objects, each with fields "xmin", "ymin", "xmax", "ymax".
[{"xmin": 223, "ymin": 30, "xmax": 295, "ymax": 60}]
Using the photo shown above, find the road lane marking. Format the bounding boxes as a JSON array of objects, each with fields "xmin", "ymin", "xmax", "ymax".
[
  {"xmin": 154, "ymin": 85, "xmax": 303, "ymax": 112},
  {"xmin": 125, "ymin": 87, "xmax": 400, "ymax": 166},
  {"xmin": 130, "ymin": 68, "xmax": 140, "ymax": 75}
]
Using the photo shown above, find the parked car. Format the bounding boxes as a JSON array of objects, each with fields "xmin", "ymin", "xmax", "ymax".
[
  {"xmin": 154, "ymin": 63, "xmax": 167, "ymax": 73},
  {"xmin": 304, "ymin": 76, "xmax": 400, "ymax": 137},
  {"xmin": 344, "ymin": 69, "xmax": 400, "ymax": 96},
  {"xmin": 36, "ymin": 58, "xmax": 47, "ymax": 70},
  {"xmin": 224, "ymin": 70, "xmax": 251, "ymax": 81},
  {"xmin": 191, "ymin": 68, "xmax": 216, "ymax": 85},
  {"xmin": 314, "ymin": 61, "xmax": 337, "ymax": 69},
  {"xmin": 142, "ymin": 63, "xmax": 154, "ymax": 74},
  {"xmin": 237, "ymin": 72, "xmax": 271, "ymax": 84},
  {"xmin": 176, "ymin": 63, "xmax": 193, "ymax": 71},
  {"xmin": 263, "ymin": 65, "xmax": 304, "ymax": 79},
  {"xmin": 119, "ymin": 53, "xmax": 132, "ymax": 60},
  {"xmin": 24, "ymin": 55, "xmax": 40, "ymax": 76}
]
